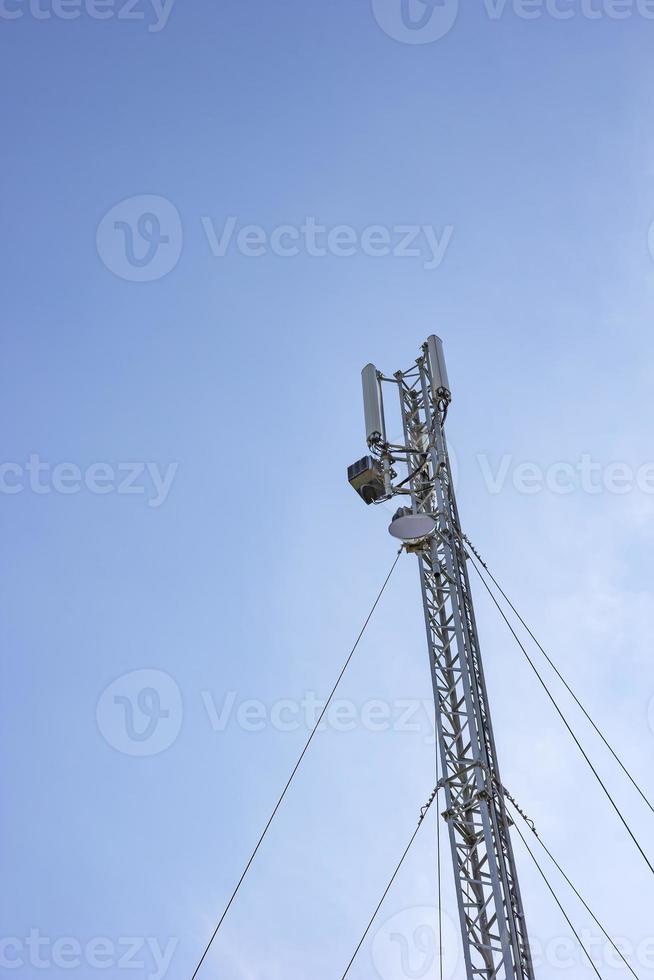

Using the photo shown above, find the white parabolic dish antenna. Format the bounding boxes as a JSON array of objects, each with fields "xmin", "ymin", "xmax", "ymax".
[{"xmin": 388, "ymin": 512, "xmax": 437, "ymax": 543}]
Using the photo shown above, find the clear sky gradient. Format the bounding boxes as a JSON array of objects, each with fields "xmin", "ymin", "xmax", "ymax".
[{"xmin": 3, "ymin": 2, "xmax": 654, "ymax": 978}]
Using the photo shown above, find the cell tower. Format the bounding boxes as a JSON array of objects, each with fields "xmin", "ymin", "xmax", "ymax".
[{"xmin": 348, "ymin": 337, "xmax": 535, "ymax": 980}]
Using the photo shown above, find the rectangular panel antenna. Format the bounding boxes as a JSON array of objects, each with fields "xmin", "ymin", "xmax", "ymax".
[
  {"xmin": 426, "ymin": 335, "xmax": 451, "ymax": 400},
  {"xmin": 361, "ymin": 363, "xmax": 386, "ymax": 445}
]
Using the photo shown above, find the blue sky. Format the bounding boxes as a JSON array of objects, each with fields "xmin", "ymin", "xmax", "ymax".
[{"xmin": 3, "ymin": 1, "xmax": 654, "ymax": 978}]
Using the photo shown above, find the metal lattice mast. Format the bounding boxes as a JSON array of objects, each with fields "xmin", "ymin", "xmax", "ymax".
[{"xmin": 348, "ymin": 337, "xmax": 535, "ymax": 980}]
